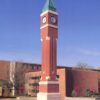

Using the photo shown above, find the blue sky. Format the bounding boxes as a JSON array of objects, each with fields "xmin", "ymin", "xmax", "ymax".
[{"xmin": 0, "ymin": 0, "xmax": 100, "ymax": 67}]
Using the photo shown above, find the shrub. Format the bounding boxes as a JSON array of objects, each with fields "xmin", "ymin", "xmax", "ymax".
[{"xmin": 71, "ymin": 90, "xmax": 77, "ymax": 97}]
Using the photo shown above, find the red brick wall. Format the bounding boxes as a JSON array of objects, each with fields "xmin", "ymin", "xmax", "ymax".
[
  {"xmin": 67, "ymin": 69, "xmax": 99, "ymax": 97},
  {"xmin": 57, "ymin": 68, "xmax": 66, "ymax": 100},
  {"xmin": 25, "ymin": 67, "xmax": 100, "ymax": 98},
  {"xmin": 0, "ymin": 60, "xmax": 98, "ymax": 98},
  {"xmin": 98, "ymin": 71, "xmax": 100, "ymax": 92},
  {"xmin": 0, "ymin": 61, "xmax": 10, "ymax": 80},
  {"xmin": 25, "ymin": 68, "xmax": 66, "ymax": 99}
]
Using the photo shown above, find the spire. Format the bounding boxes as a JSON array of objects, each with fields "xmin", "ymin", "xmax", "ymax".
[{"xmin": 42, "ymin": 0, "xmax": 56, "ymax": 12}]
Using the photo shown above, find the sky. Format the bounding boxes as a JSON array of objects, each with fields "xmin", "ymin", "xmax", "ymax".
[{"xmin": 0, "ymin": 0, "xmax": 100, "ymax": 68}]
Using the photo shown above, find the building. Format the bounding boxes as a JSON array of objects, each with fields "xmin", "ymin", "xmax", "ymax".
[
  {"xmin": 25, "ymin": 66, "xmax": 100, "ymax": 99},
  {"xmin": 0, "ymin": 61, "xmax": 10, "ymax": 96},
  {"xmin": 0, "ymin": 60, "xmax": 100, "ymax": 98},
  {"xmin": 0, "ymin": 61, "xmax": 10, "ymax": 81},
  {"xmin": 0, "ymin": 0, "xmax": 100, "ymax": 99},
  {"xmin": 14, "ymin": 62, "xmax": 41, "ymax": 95},
  {"xmin": 0, "ymin": 60, "xmax": 41, "ymax": 96},
  {"xmin": 38, "ymin": 0, "xmax": 61, "ymax": 100}
]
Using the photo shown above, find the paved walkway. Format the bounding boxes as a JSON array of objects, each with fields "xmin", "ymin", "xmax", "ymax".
[
  {"xmin": 0, "ymin": 97, "xmax": 36, "ymax": 100},
  {"xmin": 16, "ymin": 97, "xmax": 36, "ymax": 100}
]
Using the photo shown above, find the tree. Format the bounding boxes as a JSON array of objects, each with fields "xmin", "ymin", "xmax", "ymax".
[
  {"xmin": 14, "ymin": 62, "xmax": 28, "ymax": 95},
  {"xmin": 9, "ymin": 61, "xmax": 16, "ymax": 96},
  {"xmin": 74, "ymin": 62, "xmax": 93, "ymax": 69}
]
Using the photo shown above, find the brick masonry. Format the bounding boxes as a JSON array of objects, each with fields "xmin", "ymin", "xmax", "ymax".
[
  {"xmin": 25, "ymin": 67, "xmax": 99, "ymax": 98},
  {"xmin": 0, "ymin": 61, "xmax": 10, "ymax": 80},
  {"xmin": 0, "ymin": 61, "xmax": 100, "ymax": 98}
]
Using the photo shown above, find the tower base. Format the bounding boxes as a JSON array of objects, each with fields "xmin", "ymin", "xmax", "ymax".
[{"xmin": 37, "ymin": 93, "xmax": 61, "ymax": 100}]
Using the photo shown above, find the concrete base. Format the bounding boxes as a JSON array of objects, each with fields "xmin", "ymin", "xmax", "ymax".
[{"xmin": 37, "ymin": 93, "xmax": 61, "ymax": 100}]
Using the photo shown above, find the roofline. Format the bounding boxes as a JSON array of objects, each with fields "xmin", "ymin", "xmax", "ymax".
[{"xmin": 0, "ymin": 60, "xmax": 100, "ymax": 71}]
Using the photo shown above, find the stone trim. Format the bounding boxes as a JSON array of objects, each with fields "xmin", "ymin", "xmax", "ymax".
[
  {"xmin": 40, "ymin": 38, "xmax": 43, "ymax": 42},
  {"xmin": 39, "ymin": 81, "xmax": 59, "ymax": 85},
  {"xmin": 40, "ymin": 24, "xmax": 58, "ymax": 29},
  {"xmin": 40, "ymin": 10, "xmax": 58, "ymax": 16},
  {"xmin": 38, "ymin": 92, "xmax": 60, "ymax": 95},
  {"xmin": 46, "ymin": 37, "xmax": 50, "ymax": 40},
  {"xmin": 37, "ymin": 93, "xmax": 61, "ymax": 100}
]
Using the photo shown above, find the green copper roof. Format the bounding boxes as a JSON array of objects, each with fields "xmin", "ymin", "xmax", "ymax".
[{"xmin": 42, "ymin": 0, "xmax": 56, "ymax": 12}]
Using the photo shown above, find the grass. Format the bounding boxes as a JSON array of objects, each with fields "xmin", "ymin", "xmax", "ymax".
[{"xmin": 0, "ymin": 96, "xmax": 16, "ymax": 98}]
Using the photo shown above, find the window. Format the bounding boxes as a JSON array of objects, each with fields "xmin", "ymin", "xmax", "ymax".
[{"xmin": 56, "ymin": 75, "xmax": 59, "ymax": 80}]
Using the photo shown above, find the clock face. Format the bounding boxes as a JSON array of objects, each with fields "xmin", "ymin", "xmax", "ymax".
[
  {"xmin": 51, "ymin": 17, "xmax": 56, "ymax": 24},
  {"xmin": 42, "ymin": 17, "xmax": 47, "ymax": 24}
]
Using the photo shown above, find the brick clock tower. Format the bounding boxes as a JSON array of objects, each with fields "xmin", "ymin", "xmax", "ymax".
[{"xmin": 37, "ymin": 0, "xmax": 61, "ymax": 100}]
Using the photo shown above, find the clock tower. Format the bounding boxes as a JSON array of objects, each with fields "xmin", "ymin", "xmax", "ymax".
[{"xmin": 37, "ymin": 0, "xmax": 61, "ymax": 100}]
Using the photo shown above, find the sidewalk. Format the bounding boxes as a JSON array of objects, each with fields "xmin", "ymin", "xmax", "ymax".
[
  {"xmin": 0, "ymin": 97, "xmax": 36, "ymax": 100},
  {"xmin": 16, "ymin": 96, "xmax": 37, "ymax": 100}
]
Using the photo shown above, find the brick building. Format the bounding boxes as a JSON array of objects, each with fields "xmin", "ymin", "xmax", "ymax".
[
  {"xmin": 0, "ymin": 60, "xmax": 100, "ymax": 98},
  {"xmin": 0, "ymin": 61, "xmax": 10, "ymax": 96},
  {"xmin": 14, "ymin": 62, "xmax": 41, "ymax": 95},
  {"xmin": 0, "ymin": 60, "xmax": 42, "ymax": 96},
  {"xmin": 25, "ymin": 66, "xmax": 100, "ymax": 99},
  {"xmin": 0, "ymin": 61, "xmax": 10, "ymax": 81}
]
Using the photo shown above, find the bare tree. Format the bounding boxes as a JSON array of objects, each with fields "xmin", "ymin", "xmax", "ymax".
[
  {"xmin": 73, "ymin": 62, "xmax": 93, "ymax": 69},
  {"xmin": 14, "ymin": 63, "xmax": 28, "ymax": 95},
  {"xmin": 9, "ymin": 61, "xmax": 16, "ymax": 96}
]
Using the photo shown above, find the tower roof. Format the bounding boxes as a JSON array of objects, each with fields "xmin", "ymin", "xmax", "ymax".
[{"xmin": 42, "ymin": 0, "xmax": 56, "ymax": 12}]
